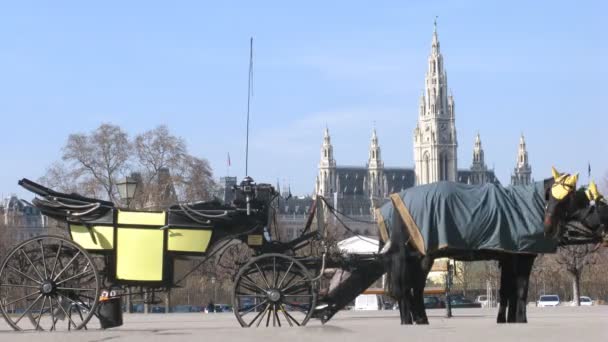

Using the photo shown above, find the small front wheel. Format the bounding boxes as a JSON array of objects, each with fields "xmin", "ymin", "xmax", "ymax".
[{"xmin": 232, "ymin": 253, "xmax": 316, "ymax": 327}]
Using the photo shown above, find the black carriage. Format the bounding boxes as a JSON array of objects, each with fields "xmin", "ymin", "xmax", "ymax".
[{"xmin": 0, "ymin": 177, "xmax": 383, "ymax": 331}]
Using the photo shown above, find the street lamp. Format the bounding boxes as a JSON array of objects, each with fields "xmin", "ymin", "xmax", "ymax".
[
  {"xmin": 211, "ymin": 276, "xmax": 216, "ymax": 303},
  {"xmin": 117, "ymin": 176, "xmax": 138, "ymax": 208}
]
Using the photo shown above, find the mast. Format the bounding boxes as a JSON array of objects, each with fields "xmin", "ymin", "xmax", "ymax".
[{"xmin": 245, "ymin": 37, "xmax": 253, "ymax": 177}]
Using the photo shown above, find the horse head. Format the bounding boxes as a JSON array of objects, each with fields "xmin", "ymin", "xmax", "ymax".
[
  {"xmin": 566, "ymin": 181, "xmax": 608, "ymax": 245},
  {"xmin": 545, "ymin": 168, "xmax": 608, "ymax": 244},
  {"xmin": 543, "ymin": 167, "xmax": 579, "ymax": 238}
]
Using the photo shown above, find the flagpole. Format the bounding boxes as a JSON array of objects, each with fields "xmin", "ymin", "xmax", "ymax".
[{"xmin": 245, "ymin": 37, "xmax": 253, "ymax": 177}]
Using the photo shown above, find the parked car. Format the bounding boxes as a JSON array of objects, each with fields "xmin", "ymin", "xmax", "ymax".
[
  {"xmin": 448, "ymin": 295, "xmax": 482, "ymax": 308},
  {"xmin": 570, "ymin": 296, "xmax": 593, "ymax": 306},
  {"xmin": 537, "ymin": 295, "xmax": 560, "ymax": 307},
  {"xmin": 424, "ymin": 296, "xmax": 445, "ymax": 309},
  {"xmin": 475, "ymin": 295, "xmax": 489, "ymax": 307},
  {"xmin": 354, "ymin": 294, "xmax": 381, "ymax": 311},
  {"xmin": 214, "ymin": 304, "xmax": 233, "ymax": 312}
]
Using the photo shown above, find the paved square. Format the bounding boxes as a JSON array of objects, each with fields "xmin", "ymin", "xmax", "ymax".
[{"xmin": 1, "ymin": 306, "xmax": 607, "ymax": 342}]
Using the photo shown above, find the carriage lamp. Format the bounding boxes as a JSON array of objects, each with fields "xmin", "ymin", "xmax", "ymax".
[{"xmin": 117, "ymin": 176, "xmax": 138, "ymax": 208}]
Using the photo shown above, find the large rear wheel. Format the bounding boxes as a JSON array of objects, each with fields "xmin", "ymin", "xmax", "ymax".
[
  {"xmin": 0, "ymin": 235, "xmax": 100, "ymax": 331},
  {"xmin": 232, "ymin": 253, "xmax": 316, "ymax": 327}
]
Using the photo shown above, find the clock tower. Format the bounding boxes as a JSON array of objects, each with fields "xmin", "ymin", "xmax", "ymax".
[{"xmin": 413, "ymin": 19, "xmax": 458, "ymax": 185}]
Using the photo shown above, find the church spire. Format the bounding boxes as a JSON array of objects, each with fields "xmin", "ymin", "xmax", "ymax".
[
  {"xmin": 367, "ymin": 127, "xmax": 385, "ymax": 198},
  {"xmin": 469, "ymin": 133, "xmax": 487, "ymax": 184},
  {"xmin": 511, "ymin": 134, "xmax": 532, "ymax": 185},
  {"xmin": 414, "ymin": 19, "xmax": 457, "ymax": 185},
  {"xmin": 316, "ymin": 127, "xmax": 336, "ymax": 197},
  {"xmin": 432, "ymin": 16, "xmax": 440, "ymax": 56}
]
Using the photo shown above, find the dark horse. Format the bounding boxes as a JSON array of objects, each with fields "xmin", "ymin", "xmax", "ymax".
[{"xmin": 379, "ymin": 169, "xmax": 607, "ymax": 325}]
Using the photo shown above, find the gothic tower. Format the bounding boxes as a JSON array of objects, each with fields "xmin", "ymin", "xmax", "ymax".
[
  {"xmin": 414, "ymin": 20, "xmax": 458, "ymax": 185},
  {"xmin": 511, "ymin": 134, "xmax": 532, "ymax": 185},
  {"xmin": 367, "ymin": 128, "xmax": 385, "ymax": 198},
  {"xmin": 469, "ymin": 133, "xmax": 488, "ymax": 184},
  {"xmin": 315, "ymin": 127, "xmax": 337, "ymax": 197}
]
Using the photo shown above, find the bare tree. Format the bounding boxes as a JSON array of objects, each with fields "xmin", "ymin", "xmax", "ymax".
[
  {"xmin": 41, "ymin": 123, "xmax": 215, "ymax": 208},
  {"xmin": 62, "ymin": 123, "xmax": 131, "ymax": 202},
  {"xmin": 556, "ymin": 244, "xmax": 600, "ymax": 306},
  {"xmin": 173, "ymin": 155, "xmax": 215, "ymax": 202}
]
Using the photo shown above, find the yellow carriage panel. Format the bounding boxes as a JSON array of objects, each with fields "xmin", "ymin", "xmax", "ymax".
[
  {"xmin": 115, "ymin": 211, "xmax": 167, "ymax": 282},
  {"xmin": 116, "ymin": 227, "xmax": 165, "ymax": 281},
  {"xmin": 69, "ymin": 225, "xmax": 114, "ymax": 250},
  {"xmin": 167, "ymin": 229, "xmax": 212, "ymax": 253},
  {"xmin": 117, "ymin": 210, "xmax": 165, "ymax": 225}
]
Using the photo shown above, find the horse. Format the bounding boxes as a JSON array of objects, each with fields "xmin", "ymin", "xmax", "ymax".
[{"xmin": 378, "ymin": 168, "xmax": 607, "ymax": 325}]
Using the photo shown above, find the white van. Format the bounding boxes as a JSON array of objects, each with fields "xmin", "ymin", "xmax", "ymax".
[{"xmin": 354, "ymin": 294, "xmax": 381, "ymax": 311}]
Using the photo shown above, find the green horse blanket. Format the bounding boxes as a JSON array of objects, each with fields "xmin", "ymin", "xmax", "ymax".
[{"xmin": 377, "ymin": 181, "xmax": 557, "ymax": 254}]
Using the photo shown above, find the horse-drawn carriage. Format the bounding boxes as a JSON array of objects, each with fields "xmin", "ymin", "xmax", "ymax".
[{"xmin": 0, "ymin": 177, "xmax": 381, "ymax": 331}]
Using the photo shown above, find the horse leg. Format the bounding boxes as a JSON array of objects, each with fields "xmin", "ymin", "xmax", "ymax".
[
  {"xmin": 412, "ymin": 256, "xmax": 432, "ymax": 324},
  {"xmin": 403, "ymin": 292, "xmax": 414, "ymax": 325},
  {"xmin": 514, "ymin": 255, "xmax": 535, "ymax": 323},
  {"xmin": 497, "ymin": 259, "xmax": 510, "ymax": 323},
  {"xmin": 506, "ymin": 256, "xmax": 518, "ymax": 323}
]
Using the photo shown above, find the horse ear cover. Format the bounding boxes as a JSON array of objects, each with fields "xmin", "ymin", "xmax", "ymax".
[
  {"xmin": 552, "ymin": 166, "xmax": 560, "ymax": 180},
  {"xmin": 586, "ymin": 181, "xmax": 603, "ymax": 201}
]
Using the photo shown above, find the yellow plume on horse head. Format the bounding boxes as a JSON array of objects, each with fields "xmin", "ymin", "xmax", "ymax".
[
  {"xmin": 551, "ymin": 166, "xmax": 578, "ymax": 200},
  {"xmin": 585, "ymin": 180, "xmax": 603, "ymax": 202}
]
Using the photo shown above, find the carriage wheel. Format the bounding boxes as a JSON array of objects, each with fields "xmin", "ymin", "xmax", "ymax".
[
  {"xmin": 0, "ymin": 235, "xmax": 100, "ymax": 331},
  {"xmin": 232, "ymin": 253, "xmax": 317, "ymax": 327}
]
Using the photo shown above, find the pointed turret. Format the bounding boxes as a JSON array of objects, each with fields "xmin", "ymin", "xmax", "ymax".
[
  {"xmin": 511, "ymin": 134, "xmax": 532, "ymax": 185},
  {"xmin": 469, "ymin": 133, "xmax": 488, "ymax": 184},
  {"xmin": 315, "ymin": 127, "xmax": 337, "ymax": 197},
  {"xmin": 367, "ymin": 128, "xmax": 385, "ymax": 198}
]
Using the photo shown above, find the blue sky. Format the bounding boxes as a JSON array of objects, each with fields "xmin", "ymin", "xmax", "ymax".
[{"xmin": 1, "ymin": 0, "xmax": 607, "ymax": 199}]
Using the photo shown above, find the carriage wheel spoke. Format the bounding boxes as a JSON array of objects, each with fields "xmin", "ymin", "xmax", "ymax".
[
  {"xmin": 242, "ymin": 275, "xmax": 268, "ymax": 293},
  {"xmin": 279, "ymin": 272, "xmax": 300, "ymax": 291},
  {"xmin": 236, "ymin": 292, "xmax": 266, "ymax": 297},
  {"xmin": 39, "ymin": 240, "xmax": 49, "ymax": 279},
  {"xmin": 19, "ymin": 249, "xmax": 44, "ymax": 282},
  {"xmin": 57, "ymin": 287, "xmax": 96, "ymax": 292},
  {"xmin": 3, "ymin": 291, "xmax": 40, "ymax": 307},
  {"xmin": 14, "ymin": 294, "xmax": 43, "ymax": 324},
  {"xmin": 0, "ymin": 283, "xmax": 40, "ymax": 289},
  {"xmin": 277, "ymin": 262, "xmax": 294, "ymax": 288},
  {"xmin": 238, "ymin": 280, "xmax": 263, "ymax": 294},
  {"xmin": 54, "ymin": 295, "xmax": 80, "ymax": 330},
  {"xmin": 55, "ymin": 266, "xmax": 93, "ymax": 286},
  {"xmin": 49, "ymin": 295, "xmax": 57, "ymax": 331},
  {"xmin": 7, "ymin": 265, "xmax": 42, "ymax": 285},
  {"xmin": 253, "ymin": 263, "xmax": 272, "ymax": 289},
  {"xmin": 53, "ymin": 251, "xmax": 81, "ymax": 282},
  {"xmin": 273, "ymin": 304, "xmax": 281, "ymax": 327},
  {"xmin": 282, "ymin": 307, "xmax": 301, "ymax": 326},
  {"xmin": 250, "ymin": 303, "xmax": 270, "ymax": 327},
  {"xmin": 264, "ymin": 304, "xmax": 272, "ymax": 327},
  {"xmin": 35, "ymin": 296, "xmax": 48, "ymax": 331},
  {"xmin": 281, "ymin": 277, "xmax": 307, "ymax": 293},
  {"xmin": 50, "ymin": 241, "xmax": 63, "ymax": 279},
  {"xmin": 279, "ymin": 304, "xmax": 294, "ymax": 327},
  {"xmin": 239, "ymin": 299, "xmax": 268, "ymax": 315}
]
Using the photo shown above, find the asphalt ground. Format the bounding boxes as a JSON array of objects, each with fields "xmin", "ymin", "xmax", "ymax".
[{"xmin": 0, "ymin": 306, "xmax": 607, "ymax": 342}]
